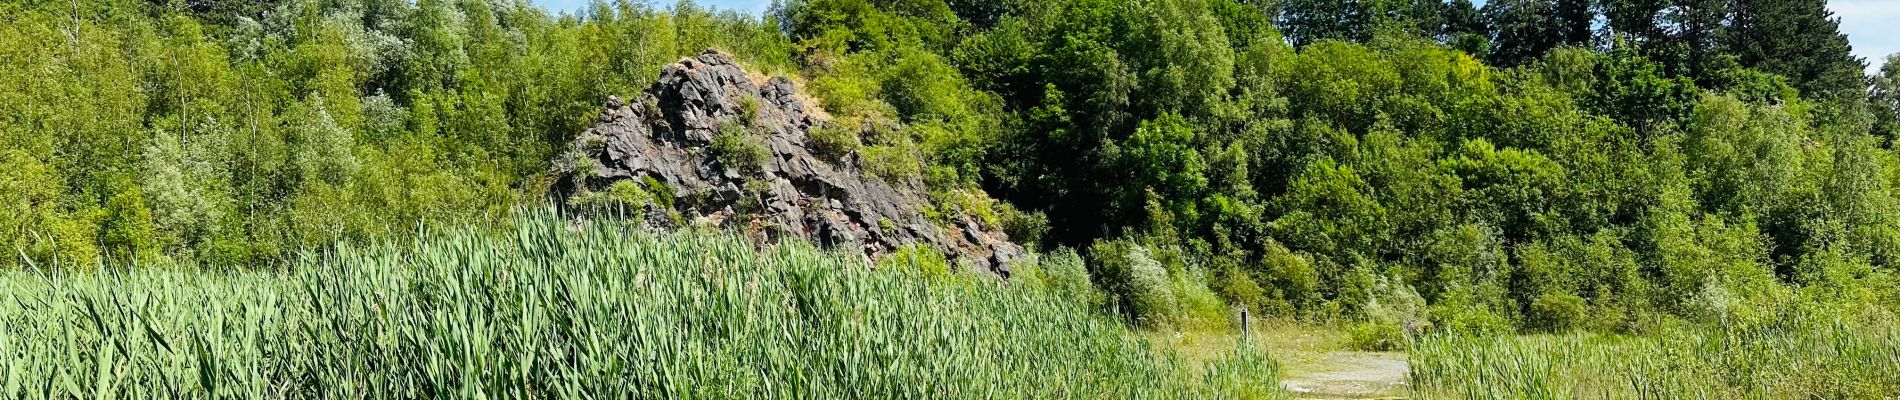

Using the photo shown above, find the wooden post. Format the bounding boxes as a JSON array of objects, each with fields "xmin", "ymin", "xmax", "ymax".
[{"xmin": 1239, "ymin": 306, "xmax": 1250, "ymax": 341}]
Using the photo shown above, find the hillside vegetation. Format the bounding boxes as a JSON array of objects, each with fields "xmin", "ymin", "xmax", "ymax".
[{"xmin": 8, "ymin": 0, "xmax": 1900, "ymax": 380}]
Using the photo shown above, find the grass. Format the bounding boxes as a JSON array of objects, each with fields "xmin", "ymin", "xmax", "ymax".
[
  {"xmin": 1410, "ymin": 317, "xmax": 1900, "ymax": 399},
  {"xmin": 0, "ymin": 210, "xmax": 1287, "ymax": 399}
]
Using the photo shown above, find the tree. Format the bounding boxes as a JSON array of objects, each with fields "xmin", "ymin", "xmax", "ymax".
[
  {"xmin": 1279, "ymin": 0, "xmax": 1360, "ymax": 47},
  {"xmin": 1668, "ymin": 0, "xmax": 1731, "ymax": 83},
  {"xmin": 945, "ymin": 0, "xmax": 1016, "ymax": 28},
  {"xmin": 1600, "ymin": 0, "xmax": 1667, "ymax": 47},
  {"xmin": 1724, "ymin": 0, "xmax": 1866, "ymax": 99},
  {"xmin": 1441, "ymin": 0, "xmax": 1487, "ymax": 54},
  {"xmin": 1113, "ymin": 114, "xmax": 1210, "ymax": 225},
  {"xmin": 1874, "ymin": 54, "xmax": 1900, "ymax": 142},
  {"xmin": 1483, "ymin": 0, "xmax": 1593, "ymax": 67},
  {"xmin": 1279, "ymin": 0, "xmax": 1445, "ymax": 47}
]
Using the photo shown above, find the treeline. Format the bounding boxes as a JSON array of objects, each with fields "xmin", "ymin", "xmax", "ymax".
[
  {"xmin": 0, "ymin": 0, "xmax": 791, "ymax": 267},
  {"xmin": 7, "ymin": 0, "xmax": 1900, "ymax": 336},
  {"xmin": 778, "ymin": 0, "xmax": 1900, "ymax": 334}
]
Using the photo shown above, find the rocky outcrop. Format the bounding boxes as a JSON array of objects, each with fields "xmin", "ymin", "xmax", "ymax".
[{"xmin": 554, "ymin": 50, "xmax": 1025, "ymax": 274}]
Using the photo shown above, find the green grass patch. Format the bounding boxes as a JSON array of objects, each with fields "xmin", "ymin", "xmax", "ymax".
[{"xmin": 1410, "ymin": 318, "xmax": 1900, "ymax": 398}]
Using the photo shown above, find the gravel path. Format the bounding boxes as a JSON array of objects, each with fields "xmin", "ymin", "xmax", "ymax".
[{"xmin": 1278, "ymin": 351, "xmax": 1410, "ymax": 399}]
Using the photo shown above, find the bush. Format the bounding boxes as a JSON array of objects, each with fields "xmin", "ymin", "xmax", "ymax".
[
  {"xmin": 1125, "ymin": 246, "xmax": 1179, "ymax": 327},
  {"xmin": 1174, "ymin": 268, "xmax": 1233, "ymax": 329},
  {"xmin": 568, "ymin": 180, "xmax": 655, "ymax": 214},
  {"xmin": 1259, "ymin": 242, "xmax": 1319, "ymax": 315},
  {"xmin": 1345, "ymin": 320, "xmax": 1407, "ymax": 351},
  {"xmin": 881, "ymin": 244, "xmax": 956, "ymax": 281},
  {"xmin": 711, "ymin": 123, "xmax": 772, "ymax": 174},
  {"xmin": 1428, "ymin": 289, "xmax": 1515, "ymax": 336},
  {"xmin": 1033, "ymin": 248, "xmax": 1104, "ymax": 309},
  {"xmin": 1089, "ymin": 239, "xmax": 1181, "ymax": 327},
  {"xmin": 860, "ymin": 143, "xmax": 922, "ymax": 182},
  {"xmin": 997, "ymin": 204, "xmax": 1050, "ymax": 249},
  {"xmin": 808, "ymin": 120, "xmax": 862, "ymax": 161},
  {"xmin": 1528, "ymin": 291, "xmax": 1587, "ymax": 332},
  {"xmin": 1212, "ymin": 265, "xmax": 1268, "ymax": 316},
  {"xmin": 1198, "ymin": 341, "xmax": 1286, "ymax": 400}
]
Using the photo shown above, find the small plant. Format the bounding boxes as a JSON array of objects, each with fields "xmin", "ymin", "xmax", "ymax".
[
  {"xmin": 998, "ymin": 205, "xmax": 1050, "ymax": 248},
  {"xmin": 738, "ymin": 95, "xmax": 763, "ymax": 125},
  {"xmin": 1198, "ymin": 341, "xmax": 1288, "ymax": 400},
  {"xmin": 711, "ymin": 122, "xmax": 771, "ymax": 175},
  {"xmin": 1344, "ymin": 320, "xmax": 1406, "ymax": 351},
  {"xmin": 1410, "ymin": 316, "xmax": 1900, "ymax": 398},
  {"xmin": 643, "ymin": 176, "xmax": 676, "ymax": 210},
  {"xmin": 880, "ymin": 243, "xmax": 957, "ymax": 281},
  {"xmin": 859, "ymin": 144, "xmax": 922, "ymax": 182},
  {"xmin": 1036, "ymin": 248, "xmax": 1105, "ymax": 309},
  {"xmin": 568, "ymin": 180, "xmax": 654, "ymax": 214},
  {"xmin": 808, "ymin": 121, "xmax": 862, "ymax": 160}
]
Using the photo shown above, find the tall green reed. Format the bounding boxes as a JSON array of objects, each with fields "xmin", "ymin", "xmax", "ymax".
[{"xmin": 0, "ymin": 210, "xmax": 1285, "ymax": 399}]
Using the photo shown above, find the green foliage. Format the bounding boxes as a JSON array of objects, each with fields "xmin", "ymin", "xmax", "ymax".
[
  {"xmin": 881, "ymin": 243, "xmax": 958, "ymax": 280},
  {"xmin": 1211, "ymin": 264, "xmax": 1268, "ymax": 316},
  {"xmin": 1197, "ymin": 341, "xmax": 1288, "ymax": 400},
  {"xmin": 1723, "ymin": 0, "xmax": 1867, "ymax": 99},
  {"xmin": 0, "ymin": 211, "xmax": 1290, "ymax": 399},
  {"xmin": 807, "ymin": 120, "xmax": 863, "ymax": 161},
  {"xmin": 0, "ymin": 0, "xmax": 793, "ymax": 267},
  {"xmin": 569, "ymin": 180, "xmax": 656, "ymax": 214},
  {"xmin": 9, "ymin": 0, "xmax": 1900, "ymax": 345},
  {"xmin": 1024, "ymin": 248, "xmax": 1105, "ymax": 309},
  {"xmin": 1874, "ymin": 54, "xmax": 1900, "ymax": 142},
  {"xmin": 711, "ymin": 122, "xmax": 772, "ymax": 175},
  {"xmin": 859, "ymin": 141, "xmax": 923, "ymax": 182},
  {"xmin": 1174, "ymin": 267, "xmax": 1235, "ymax": 329},
  {"xmin": 1089, "ymin": 239, "xmax": 1181, "ymax": 327},
  {"xmin": 1345, "ymin": 320, "xmax": 1408, "ymax": 351},
  {"xmin": 1257, "ymin": 241, "xmax": 1320, "ymax": 315},
  {"xmin": 1412, "ymin": 314, "xmax": 1900, "ymax": 398},
  {"xmin": 1526, "ymin": 291, "xmax": 1588, "ymax": 331}
]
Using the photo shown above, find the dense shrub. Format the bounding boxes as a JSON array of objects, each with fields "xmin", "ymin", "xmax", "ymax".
[
  {"xmin": 1022, "ymin": 248, "xmax": 1105, "ymax": 309},
  {"xmin": 1527, "ymin": 291, "xmax": 1588, "ymax": 332},
  {"xmin": 807, "ymin": 120, "xmax": 863, "ymax": 161},
  {"xmin": 1345, "ymin": 320, "xmax": 1407, "ymax": 351},
  {"xmin": 1088, "ymin": 239, "xmax": 1181, "ymax": 326},
  {"xmin": 711, "ymin": 123, "xmax": 772, "ymax": 175}
]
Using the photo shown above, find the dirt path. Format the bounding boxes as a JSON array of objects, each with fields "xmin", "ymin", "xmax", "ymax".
[
  {"xmin": 1277, "ymin": 351, "xmax": 1409, "ymax": 399},
  {"xmin": 1148, "ymin": 326, "xmax": 1411, "ymax": 399}
]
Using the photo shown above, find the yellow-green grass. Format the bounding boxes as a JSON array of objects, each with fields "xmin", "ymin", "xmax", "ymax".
[
  {"xmin": 0, "ymin": 211, "xmax": 1285, "ymax": 399},
  {"xmin": 1410, "ymin": 319, "xmax": 1900, "ymax": 399}
]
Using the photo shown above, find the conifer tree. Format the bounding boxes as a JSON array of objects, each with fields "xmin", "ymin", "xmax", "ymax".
[{"xmin": 1724, "ymin": 0, "xmax": 1866, "ymax": 98}]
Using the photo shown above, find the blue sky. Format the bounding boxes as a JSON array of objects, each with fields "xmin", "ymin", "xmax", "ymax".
[{"xmin": 529, "ymin": 0, "xmax": 1894, "ymax": 73}]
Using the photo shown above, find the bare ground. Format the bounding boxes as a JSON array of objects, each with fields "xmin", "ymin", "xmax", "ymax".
[
  {"xmin": 1277, "ymin": 350, "xmax": 1409, "ymax": 399},
  {"xmin": 1150, "ymin": 325, "xmax": 1412, "ymax": 399}
]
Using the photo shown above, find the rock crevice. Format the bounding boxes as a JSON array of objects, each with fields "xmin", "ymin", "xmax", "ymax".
[{"xmin": 556, "ymin": 50, "xmax": 1024, "ymax": 274}]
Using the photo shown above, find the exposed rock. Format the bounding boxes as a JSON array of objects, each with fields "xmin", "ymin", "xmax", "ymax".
[{"xmin": 554, "ymin": 49, "xmax": 1026, "ymax": 274}]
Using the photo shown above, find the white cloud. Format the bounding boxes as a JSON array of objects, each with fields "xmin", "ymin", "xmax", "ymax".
[{"xmin": 1831, "ymin": 0, "xmax": 1900, "ymax": 73}]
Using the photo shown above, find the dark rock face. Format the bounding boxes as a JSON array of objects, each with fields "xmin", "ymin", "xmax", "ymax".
[{"xmin": 555, "ymin": 50, "xmax": 1025, "ymax": 274}]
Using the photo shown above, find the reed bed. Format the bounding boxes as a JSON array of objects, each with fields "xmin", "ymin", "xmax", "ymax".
[
  {"xmin": 0, "ymin": 213, "xmax": 1285, "ymax": 399},
  {"xmin": 1410, "ymin": 317, "xmax": 1900, "ymax": 399}
]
